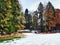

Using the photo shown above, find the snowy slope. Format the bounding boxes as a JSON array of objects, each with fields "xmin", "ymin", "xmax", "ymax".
[{"xmin": 0, "ymin": 33, "xmax": 60, "ymax": 45}]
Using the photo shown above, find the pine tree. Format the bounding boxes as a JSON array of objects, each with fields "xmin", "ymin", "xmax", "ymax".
[
  {"xmin": 45, "ymin": 2, "xmax": 55, "ymax": 31},
  {"xmin": 25, "ymin": 9, "xmax": 31, "ymax": 29},
  {"xmin": 25, "ymin": 9, "xmax": 29, "ymax": 24},
  {"xmin": 33, "ymin": 11, "xmax": 38, "ymax": 30},
  {"xmin": 0, "ymin": 0, "xmax": 25, "ymax": 34},
  {"xmin": 28, "ymin": 14, "xmax": 32, "ymax": 29},
  {"xmin": 38, "ymin": 2, "xmax": 44, "ymax": 32}
]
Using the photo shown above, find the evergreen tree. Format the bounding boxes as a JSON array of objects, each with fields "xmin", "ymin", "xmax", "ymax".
[
  {"xmin": 28, "ymin": 14, "xmax": 32, "ymax": 29},
  {"xmin": 38, "ymin": 2, "xmax": 44, "ymax": 32},
  {"xmin": 25, "ymin": 9, "xmax": 30, "ymax": 29},
  {"xmin": 0, "ymin": 0, "xmax": 25, "ymax": 34},
  {"xmin": 25, "ymin": 9, "xmax": 29, "ymax": 24},
  {"xmin": 33, "ymin": 11, "xmax": 38, "ymax": 30},
  {"xmin": 45, "ymin": 2, "xmax": 55, "ymax": 31}
]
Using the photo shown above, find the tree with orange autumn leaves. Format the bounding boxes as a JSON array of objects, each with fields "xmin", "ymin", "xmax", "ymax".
[{"xmin": 43, "ymin": 2, "xmax": 56, "ymax": 31}]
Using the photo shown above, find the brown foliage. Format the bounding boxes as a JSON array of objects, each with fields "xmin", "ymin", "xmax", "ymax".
[{"xmin": 55, "ymin": 9, "xmax": 60, "ymax": 24}]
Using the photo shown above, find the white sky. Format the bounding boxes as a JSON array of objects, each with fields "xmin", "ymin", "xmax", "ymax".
[{"xmin": 18, "ymin": 0, "xmax": 60, "ymax": 12}]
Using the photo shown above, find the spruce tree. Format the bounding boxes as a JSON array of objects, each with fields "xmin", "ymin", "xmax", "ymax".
[
  {"xmin": 38, "ymin": 2, "xmax": 44, "ymax": 32},
  {"xmin": 33, "ymin": 11, "xmax": 38, "ymax": 30},
  {"xmin": 45, "ymin": 2, "xmax": 55, "ymax": 31},
  {"xmin": 0, "ymin": 0, "xmax": 25, "ymax": 34},
  {"xmin": 25, "ymin": 9, "xmax": 30, "ymax": 29}
]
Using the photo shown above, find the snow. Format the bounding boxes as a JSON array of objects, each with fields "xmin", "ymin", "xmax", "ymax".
[{"xmin": 0, "ymin": 33, "xmax": 60, "ymax": 45}]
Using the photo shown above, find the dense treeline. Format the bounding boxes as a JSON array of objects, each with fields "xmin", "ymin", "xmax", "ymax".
[
  {"xmin": 25, "ymin": 2, "xmax": 60, "ymax": 32},
  {"xmin": 0, "ymin": 0, "xmax": 25, "ymax": 35}
]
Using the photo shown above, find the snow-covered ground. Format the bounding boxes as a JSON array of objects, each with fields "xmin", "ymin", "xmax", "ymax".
[{"xmin": 0, "ymin": 33, "xmax": 60, "ymax": 45}]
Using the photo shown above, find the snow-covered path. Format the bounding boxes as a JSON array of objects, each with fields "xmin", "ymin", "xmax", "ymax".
[{"xmin": 0, "ymin": 33, "xmax": 60, "ymax": 45}]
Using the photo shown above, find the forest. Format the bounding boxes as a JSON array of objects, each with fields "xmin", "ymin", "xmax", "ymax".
[{"xmin": 0, "ymin": 0, "xmax": 60, "ymax": 35}]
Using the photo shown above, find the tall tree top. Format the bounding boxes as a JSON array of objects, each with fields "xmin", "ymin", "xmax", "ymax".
[
  {"xmin": 38, "ymin": 2, "xmax": 43, "ymax": 12},
  {"xmin": 34, "ymin": 11, "xmax": 38, "ymax": 15},
  {"xmin": 25, "ymin": 9, "xmax": 28, "ymax": 14},
  {"xmin": 46, "ymin": 1, "xmax": 55, "ymax": 11}
]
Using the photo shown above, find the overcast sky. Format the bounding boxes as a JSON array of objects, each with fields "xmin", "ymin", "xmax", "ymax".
[{"xmin": 18, "ymin": 0, "xmax": 60, "ymax": 12}]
